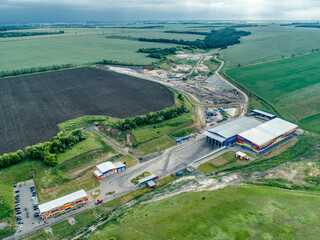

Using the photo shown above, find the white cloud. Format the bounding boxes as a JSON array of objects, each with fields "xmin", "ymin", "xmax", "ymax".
[{"xmin": 0, "ymin": 0, "xmax": 319, "ymax": 20}]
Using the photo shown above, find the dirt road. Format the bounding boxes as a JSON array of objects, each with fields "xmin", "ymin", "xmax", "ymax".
[{"xmin": 214, "ymin": 55, "xmax": 249, "ymax": 116}]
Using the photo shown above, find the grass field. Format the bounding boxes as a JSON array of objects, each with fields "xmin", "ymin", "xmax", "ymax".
[
  {"xmin": 0, "ymin": 67, "xmax": 174, "ymax": 154},
  {"xmin": 0, "ymin": 24, "xmax": 209, "ymax": 72},
  {"xmin": 131, "ymin": 172, "xmax": 151, "ymax": 184},
  {"xmin": 197, "ymin": 151, "xmax": 253, "ymax": 174},
  {"xmin": 226, "ymin": 52, "xmax": 320, "ymax": 133},
  {"xmin": 85, "ymin": 185, "xmax": 320, "ymax": 240},
  {"xmin": 221, "ymin": 25, "xmax": 320, "ymax": 68},
  {"xmin": 51, "ymin": 209, "xmax": 97, "ymax": 239},
  {"xmin": 56, "ymin": 133, "xmax": 104, "ymax": 164}
]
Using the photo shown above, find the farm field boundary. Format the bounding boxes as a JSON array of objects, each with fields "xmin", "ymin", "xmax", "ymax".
[
  {"xmin": 0, "ymin": 67, "xmax": 174, "ymax": 154},
  {"xmin": 224, "ymin": 52, "xmax": 320, "ymax": 133}
]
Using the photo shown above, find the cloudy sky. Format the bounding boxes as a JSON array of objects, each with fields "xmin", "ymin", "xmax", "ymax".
[{"xmin": 0, "ymin": 0, "xmax": 319, "ymax": 23}]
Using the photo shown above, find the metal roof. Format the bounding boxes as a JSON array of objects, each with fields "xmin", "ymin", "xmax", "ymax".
[
  {"xmin": 203, "ymin": 131, "xmax": 226, "ymax": 142},
  {"xmin": 253, "ymin": 109, "xmax": 276, "ymax": 118},
  {"xmin": 147, "ymin": 180, "xmax": 156, "ymax": 186},
  {"xmin": 238, "ymin": 118, "xmax": 298, "ymax": 146},
  {"xmin": 94, "ymin": 170, "xmax": 103, "ymax": 177},
  {"xmin": 113, "ymin": 162, "xmax": 125, "ymax": 168},
  {"xmin": 236, "ymin": 151, "xmax": 247, "ymax": 157},
  {"xmin": 138, "ymin": 174, "xmax": 157, "ymax": 184},
  {"xmin": 96, "ymin": 162, "xmax": 116, "ymax": 174},
  {"xmin": 39, "ymin": 190, "xmax": 87, "ymax": 214},
  {"xmin": 207, "ymin": 117, "xmax": 262, "ymax": 139}
]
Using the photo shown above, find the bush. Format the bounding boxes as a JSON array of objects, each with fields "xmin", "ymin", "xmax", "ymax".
[
  {"xmin": 0, "ymin": 64, "xmax": 74, "ymax": 78},
  {"xmin": 111, "ymin": 104, "xmax": 187, "ymax": 130},
  {"xmin": 0, "ymin": 129, "xmax": 86, "ymax": 168}
]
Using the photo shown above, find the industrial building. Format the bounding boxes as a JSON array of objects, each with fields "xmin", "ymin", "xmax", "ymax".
[
  {"xmin": 94, "ymin": 161, "xmax": 126, "ymax": 179},
  {"xmin": 204, "ymin": 117, "xmax": 262, "ymax": 147},
  {"xmin": 38, "ymin": 190, "xmax": 88, "ymax": 220},
  {"xmin": 237, "ymin": 118, "xmax": 298, "ymax": 152},
  {"xmin": 204, "ymin": 114, "xmax": 298, "ymax": 153},
  {"xmin": 252, "ymin": 109, "xmax": 276, "ymax": 120}
]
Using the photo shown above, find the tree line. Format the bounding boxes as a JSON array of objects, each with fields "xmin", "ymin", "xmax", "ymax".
[
  {"xmin": 0, "ymin": 64, "xmax": 74, "ymax": 78},
  {"xmin": 0, "ymin": 30, "xmax": 64, "ymax": 38},
  {"xmin": 0, "ymin": 129, "xmax": 86, "ymax": 168},
  {"xmin": 110, "ymin": 104, "xmax": 187, "ymax": 130},
  {"xmin": 164, "ymin": 31, "xmax": 209, "ymax": 36},
  {"xmin": 137, "ymin": 47, "xmax": 177, "ymax": 60},
  {"xmin": 139, "ymin": 28, "xmax": 251, "ymax": 50}
]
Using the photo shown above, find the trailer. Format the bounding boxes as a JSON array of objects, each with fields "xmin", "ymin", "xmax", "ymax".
[
  {"xmin": 146, "ymin": 180, "xmax": 156, "ymax": 189},
  {"xmin": 235, "ymin": 151, "xmax": 249, "ymax": 160}
]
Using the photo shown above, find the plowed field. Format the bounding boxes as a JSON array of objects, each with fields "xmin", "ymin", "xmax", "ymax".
[{"xmin": 0, "ymin": 67, "xmax": 174, "ymax": 154}]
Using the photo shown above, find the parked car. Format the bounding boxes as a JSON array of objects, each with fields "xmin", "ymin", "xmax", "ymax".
[
  {"xmin": 14, "ymin": 190, "xmax": 19, "ymax": 193},
  {"xmin": 26, "ymin": 212, "xmax": 30, "ymax": 218},
  {"xmin": 34, "ymin": 212, "xmax": 39, "ymax": 217}
]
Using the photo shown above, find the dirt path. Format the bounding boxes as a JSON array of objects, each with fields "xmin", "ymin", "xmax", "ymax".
[{"xmin": 214, "ymin": 55, "xmax": 249, "ymax": 116}]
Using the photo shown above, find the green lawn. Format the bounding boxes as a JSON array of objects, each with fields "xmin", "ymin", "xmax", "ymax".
[
  {"xmin": 131, "ymin": 172, "xmax": 151, "ymax": 184},
  {"xmin": 85, "ymin": 185, "xmax": 320, "ymax": 240},
  {"xmin": 131, "ymin": 136, "xmax": 175, "ymax": 156},
  {"xmin": 197, "ymin": 151, "xmax": 252, "ymax": 174},
  {"xmin": 226, "ymin": 52, "xmax": 320, "ymax": 133},
  {"xmin": 221, "ymin": 24, "xmax": 320, "ymax": 68},
  {"xmin": 57, "ymin": 133, "xmax": 105, "ymax": 164},
  {"xmin": 131, "ymin": 114, "xmax": 194, "ymax": 143},
  {"xmin": 51, "ymin": 209, "xmax": 97, "ymax": 239}
]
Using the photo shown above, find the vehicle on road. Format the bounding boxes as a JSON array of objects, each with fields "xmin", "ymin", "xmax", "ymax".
[{"xmin": 96, "ymin": 199, "xmax": 103, "ymax": 204}]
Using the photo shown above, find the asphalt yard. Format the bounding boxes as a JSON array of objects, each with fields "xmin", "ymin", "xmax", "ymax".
[{"xmin": 13, "ymin": 180, "xmax": 41, "ymax": 234}]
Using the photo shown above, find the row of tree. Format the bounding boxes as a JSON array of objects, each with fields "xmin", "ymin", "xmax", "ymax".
[
  {"xmin": 0, "ymin": 129, "xmax": 86, "ymax": 169},
  {"xmin": 164, "ymin": 30, "xmax": 209, "ymax": 36},
  {"xmin": 139, "ymin": 28, "xmax": 251, "ymax": 50},
  {"xmin": 137, "ymin": 47, "xmax": 177, "ymax": 60},
  {"xmin": 111, "ymin": 104, "xmax": 187, "ymax": 130},
  {"xmin": 0, "ymin": 64, "xmax": 74, "ymax": 78},
  {"xmin": 0, "ymin": 30, "xmax": 64, "ymax": 38}
]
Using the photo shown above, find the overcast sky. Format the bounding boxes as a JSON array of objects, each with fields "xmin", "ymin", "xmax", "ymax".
[{"xmin": 0, "ymin": 0, "xmax": 319, "ymax": 23}]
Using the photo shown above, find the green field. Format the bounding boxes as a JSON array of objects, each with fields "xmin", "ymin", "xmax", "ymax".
[
  {"xmin": 221, "ymin": 25, "xmax": 320, "ymax": 68},
  {"xmin": 0, "ymin": 24, "xmax": 208, "ymax": 72},
  {"xmin": 226, "ymin": 52, "xmax": 320, "ymax": 133},
  {"xmin": 84, "ymin": 185, "xmax": 320, "ymax": 240},
  {"xmin": 56, "ymin": 133, "xmax": 105, "ymax": 164},
  {"xmin": 197, "ymin": 151, "xmax": 253, "ymax": 174}
]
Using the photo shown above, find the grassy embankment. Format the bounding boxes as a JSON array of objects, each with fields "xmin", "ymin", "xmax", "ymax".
[
  {"xmin": 197, "ymin": 151, "xmax": 255, "ymax": 174},
  {"xmin": 99, "ymin": 88, "xmax": 199, "ymax": 156},
  {"xmin": 82, "ymin": 185, "xmax": 320, "ymax": 240},
  {"xmin": 225, "ymin": 52, "xmax": 320, "ymax": 133}
]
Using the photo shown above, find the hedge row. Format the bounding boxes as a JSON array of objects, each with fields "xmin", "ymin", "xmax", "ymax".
[{"xmin": 0, "ymin": 129, "xmax": 86, "ymax": 168}]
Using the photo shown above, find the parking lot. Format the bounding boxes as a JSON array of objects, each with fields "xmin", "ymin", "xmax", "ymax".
[{"xmin": 14, "ymin": 180, "xmax": 41, "ymax": 233}]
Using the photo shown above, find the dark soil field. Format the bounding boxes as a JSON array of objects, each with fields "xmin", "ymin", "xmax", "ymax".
[{"xmin": 0, "ymin": 67, "xmax": 174, "ymax": 154}]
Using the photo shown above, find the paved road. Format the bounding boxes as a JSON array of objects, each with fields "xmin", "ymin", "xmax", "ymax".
[
  {"xmin": 6, "ymin": 136, "xmax": 216, "ymax": 240},
  {"xmin": 6, "ymin": 54, "xmax": 250, "ymax": 239}
]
